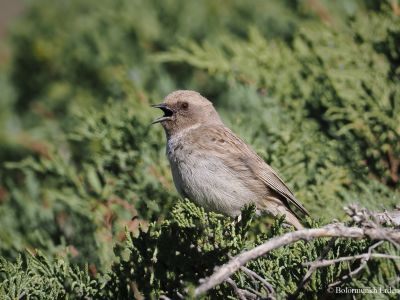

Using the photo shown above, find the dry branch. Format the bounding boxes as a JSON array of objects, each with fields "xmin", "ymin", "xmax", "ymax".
[
  {"xmin": 327, "ymin": 241, "xmax": 398, "ymax": 288},
  {"xmin": 226, "ymin": 278, "xmax": 254, "ymax": 300},
  {"xmin": 344, "ymin": 204, "xmax": 400, "ymax": 227},
  {"xmin": 240, "ymin": 266, "xmax": 276, "ymax": 299},
  {"xmin": 194, "ymin": 223, "xmax": 400, "ymax": 297},
  {"xmin": 303, "ymin": 253, "xmax": 400, "ymax": 268},
  {"xmin": 291, "ymin": 237, "xmax": 338, "ymax": 298}
]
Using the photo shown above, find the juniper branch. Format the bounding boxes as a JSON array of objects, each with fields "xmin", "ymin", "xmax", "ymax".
[{"xmin": 194, "ymin": 223, "xmax": 400, "ymax": 297}]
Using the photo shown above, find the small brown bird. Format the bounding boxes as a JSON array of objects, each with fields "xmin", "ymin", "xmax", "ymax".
[{"xmin": 152, "ymin": 90, "xmax": 309, "ymax": 229}]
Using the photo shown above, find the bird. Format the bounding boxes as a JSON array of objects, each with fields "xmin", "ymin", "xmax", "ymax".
[{"xmin": 152, "ymin": 90, "xmax": 309, "ymax": 229}]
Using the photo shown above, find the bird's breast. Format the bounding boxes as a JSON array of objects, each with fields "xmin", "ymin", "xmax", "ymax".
[{"xmin": 166, "ymin": 134, "xmax": 258, "ymax": 216}]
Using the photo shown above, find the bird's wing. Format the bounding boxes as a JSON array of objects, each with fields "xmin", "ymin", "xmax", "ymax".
[
  {"xmin": 252, "ymin": 158, "xmax": 310, "ymax": 217},
  {"xmin": 190, "ymin": 124, "xmax": 309, "ymax": 217}
]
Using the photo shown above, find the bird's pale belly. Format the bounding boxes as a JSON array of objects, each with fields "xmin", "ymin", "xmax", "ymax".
[{"xmin": 168, "ymin": 143, "xmax": 258, "ymax": 216}]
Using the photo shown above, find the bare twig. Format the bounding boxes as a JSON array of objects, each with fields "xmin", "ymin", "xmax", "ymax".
[
  {"xmin": 194, "ymin": 224, "xmax": 400, "ymax": 297},
  {"xmin": 226, "ymin": 278, "xmax": 260, "ymax": 300},
  {"xmin": 303, "ymin": 253, "xmax": 400, "ymax": 268},
  {"xmin": 304, "ymin": 253, "xmax": 400, "ymax": 268},
  {"xmin": 291, "ymin": 237, "xmax": 337, "ymax": 298},
  {"xmin": 378, "ymin": 210, "xmax": 400, "ymax": 226},
  {"xmin": 328, "ymin": 241, "xmax": 388, "ymax": 288},
  {"xmin": 245, "ymin": 286, "xmax": 269, "ymax": 299},
  {"xmin": 240, "ymin": 266, "xmax": 276, "ymax": 299},
  {"xmin": 226, "ymin": 278, "xmax": 248, "ymax": 300},
  {"xmin": 344, "ymin": 205, "xmax": 400, "ymax": 227}
]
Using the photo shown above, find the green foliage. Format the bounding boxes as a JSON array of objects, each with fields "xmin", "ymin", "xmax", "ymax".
[
  {"xmin": 1, "ymin": 101, "xmax": 175, "ymax": 267},
  {"xmin": 0, "ymin": 252, "xmax": 99, "ymax": 299},
  {"xmin": 158, "ymin": 10, "xmax": 400, "ymax": 188},
  {"xmin": 156, "ymin": 5, "xmax": 400, "ymax": 218},
  {"xmin": 1, "ymin": 202, "xmax": 399, "ymax": 299},
  {"xmin": 0, "ymin": 0, "xmax": 399, "ymax": 298}
]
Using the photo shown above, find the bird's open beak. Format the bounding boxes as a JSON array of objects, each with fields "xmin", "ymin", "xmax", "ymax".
[{"xmin": 151, "ymin": 103, "xmax": 174, "ymax": 124}]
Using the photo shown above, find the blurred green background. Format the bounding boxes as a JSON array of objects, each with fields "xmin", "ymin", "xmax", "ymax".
[{"xmin": 0, "ymin": 0, "xmax": 399, "ymax": 291}]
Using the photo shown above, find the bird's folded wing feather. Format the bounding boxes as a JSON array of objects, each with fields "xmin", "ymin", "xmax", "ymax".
[{"xmin": 191, "ymin": 124, "xmax": 309, "ymax": 217}]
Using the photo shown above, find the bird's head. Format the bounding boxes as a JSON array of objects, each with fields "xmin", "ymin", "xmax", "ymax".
[{"xmin": 152, "ymin": 90, "xmax": 221, "ymax": 136}]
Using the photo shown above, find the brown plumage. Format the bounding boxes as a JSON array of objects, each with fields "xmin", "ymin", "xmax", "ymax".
[{"xmin": 152, "ymin": 90, "xmax": 309, "ymax": 229}]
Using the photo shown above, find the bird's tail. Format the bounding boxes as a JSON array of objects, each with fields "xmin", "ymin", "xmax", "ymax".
[
  {"xmin": 259, "ymin": 197, "xmax": 305, "ymax": 230},
  {"xmin": 282, "ymin": 209, "xmax": 304, "ymax": 230},
  {"xmin": 270, "ymin": 203, "xmax": 304, "ymax": 230}
]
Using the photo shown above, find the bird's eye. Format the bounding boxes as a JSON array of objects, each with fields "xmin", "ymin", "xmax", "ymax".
[{"xmin": 181, "ymin": 102, "xmax": 189, "ymax": 110}]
